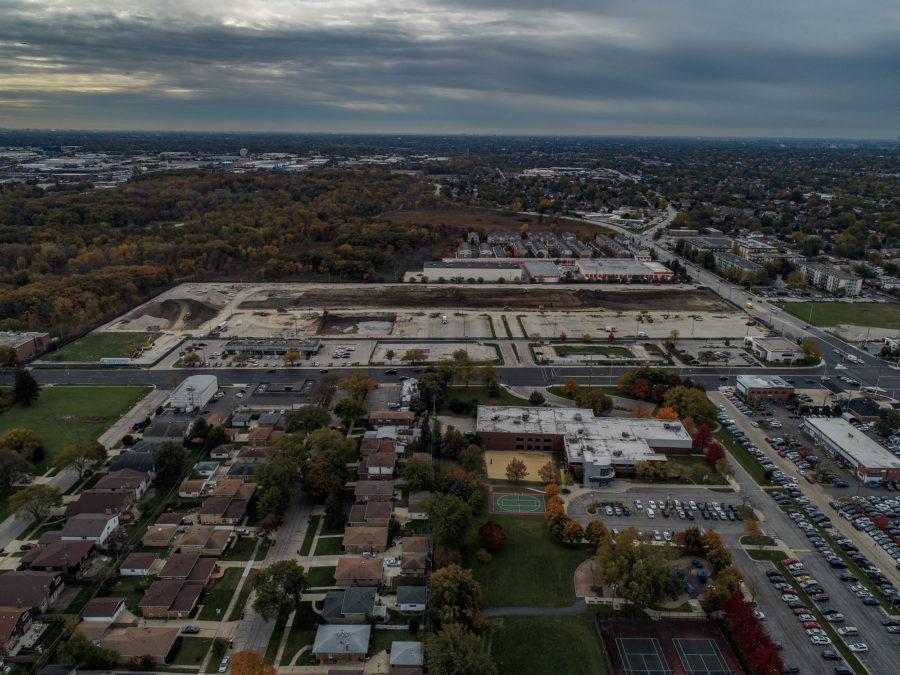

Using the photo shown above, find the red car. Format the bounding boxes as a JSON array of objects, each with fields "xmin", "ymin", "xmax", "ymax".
[
  {"xmin": 805, "ymin": 474, "xmax": 816, "ymax": 483},
  {"xmin": 765, "ymin": 437, "xmax": 773, "ymax": 443},
  {"xmin": 803, "ymin": 621, "xmax": 821, "ymax": 629},
  {"xmin": 813, "ymin": 593, "xmax": 831, "ymax": 602},
  {"xmin": 793, "ymin": 607, "xmax": 810, "ymax": 615},
  {"xmin": 783, "ymin": 558, "xmax": 800, "ymax": 566},
  {"xmin": 778, "ymin": 450, "xmax": 787, "ymax": 457}
]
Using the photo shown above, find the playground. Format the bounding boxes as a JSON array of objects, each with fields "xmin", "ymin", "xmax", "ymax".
[{"xmin": 484, "ymin": 450, "xmax": 556, "ymax": 482}]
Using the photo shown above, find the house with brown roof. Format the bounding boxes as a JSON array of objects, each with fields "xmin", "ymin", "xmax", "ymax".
[
  {"xmin": 247, "ymin": 426, "xmax": 284, "ymax": 448},
  {"xmin": 178, "ymin": 479, "xmax": 208, "ymax": 499},
  {"xmin": 65, "ymin": 491, "xmax": 132, "ymax": 518},
  {"xmin": 92, "ymin": 469, "xmax": 151, "ymax": 499},
  {"xmin": 236, "ymin": 445, "xmax": 271, "ymax": 464},
  {"xmin": 120, "ymin": 552, "xmax": 158, "ymax": 576},
  {"xmin": 138, "ymin": 580, "xmax": 202, "ymax": 618},
  {"xmin": 177, "ymin": 525, "xmax": 232, "ymax": 556},
  {"xmin": 347, "ymin": 502, "xmax": 392, "ymax": 527},
  {"xmin": 368, "ymin": 411, "xmax": 415, "ymax": 428},
  {"xmin": 342, "ymin": 526, "xmax": 389, "ymax": 553},
  {"xmin": 354, "ymin": 480, "xmax": 395, "ymax": 503},
  {"xmin": 158, "ymin": 554, "xmax": 217, "ymax": 585},
  {"xmin": 360, "ymin": 437, "xmax": 397, "ymax": 457},
  {"xmin": 142, "ymin": 524, "xmax": 179, "ymax": 548},
  {"xmin": 60, "ymin": 513, "xmax": 119, "ymax": 548},
  {"xmin": 154, "ymin": 512, "xmax": 185, "ymax": 526},
  {"xmin": 0, "ymin": 607, "xmax": 32, "ymax": 658},
  {"xmin": 19, "ymin": 540, "xmax": 96, "ymax": 579},
  {"xmin": 83, "ymin": 597, "xmax": 125, "ymax": 623},
  {"xmin": 407, "ymin": 492, "xmax": 430, "ymax": 520},
  {"xmin": 211, "ymin": 478, "xmax": 256, "ymax": 498},
  {"xmin": 0, "ymin": 572, "xmax": 64, "ymax": 612},
  {"xmin": 358, "ymin": 453, "xmax": 396, "ymax": 480},
  {"xmin": 198, "ymin": 496, "xmax": 249, "ymax": 525},
  {"xmin": 210, "ymin": 444, "xmax": 236, "ymax": 460},
  {"xmin": 400, "ymin": 537, "xmax": 431, "ymax": 577},
  {"xmin": 334, "ymin": 558, "xmax": 383, "ymax": 587},
  {"xmin": 101, "ymin": 626, "xmax": 179, "ymax": 664}
]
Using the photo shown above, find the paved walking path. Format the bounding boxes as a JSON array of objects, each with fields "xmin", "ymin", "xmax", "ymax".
[{"xmin": 483, "ymin": 598, "xmax": 587, "ymax": 617}]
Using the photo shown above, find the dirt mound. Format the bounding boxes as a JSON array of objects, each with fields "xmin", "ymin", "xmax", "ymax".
[
  {"xmin": 133, "ymin": 298, "xmax": 220, "ymax": 330},
  {"xmin": 280, "ymin": 285, "xmax": 731, "ymax": 312}
]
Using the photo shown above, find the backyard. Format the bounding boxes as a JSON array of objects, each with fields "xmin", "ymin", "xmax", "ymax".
[
  {"xmin": 51, "ymin": 332, "xmax": 160, "ymax": 362},
  {"xmin": 488, "ymin": 610, "xmax": 611, "ymax": 675},
  {"xmin": 0, "ymin": 385, "xmax": 152, "ymax": 471},
  {"xmin": 775, "ymin": 301, "xmax": 900, "ymax": 329},
  {"xmin": 467, "ymin": 514, "xmax": 590, "ymax": 608}
]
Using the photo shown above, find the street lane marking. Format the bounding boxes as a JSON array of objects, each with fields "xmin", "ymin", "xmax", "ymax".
[{"xmin": 791, "ymin": 549, "xmax": 811, "ymax": 552}]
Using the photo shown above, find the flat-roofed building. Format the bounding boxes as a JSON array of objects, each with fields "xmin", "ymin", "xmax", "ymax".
[
  {"xmin": 746, "ymin": 336, "xmax": 803, "ymax": 364},
  {"xmin": 804, "ymin": 417, "xmax": 900, "ymax": 484},
  {"xmin": 0, "ymin": 331, "xmax": 50, "ymax": 362},
  {"xmin": 575, "ymin": 259, "xmax": 673, "ymax": 281},
  {"xmin": 800, "ymin": 262, "xmax": 862, "ymax": 296},
  {"xmin": 735, "ymin": 374, "xmax": 794, "ymax": 403},
  {"xmin": 475, "ymin": 406, "xmax": 690, "ymax": 487},
  {"xmin": 423, "ymin": 261, "xmax": 524, "ymax": 283},
  {"xmin": 522, "ymin": 261, "xmax": 560, "ymax": 283}
]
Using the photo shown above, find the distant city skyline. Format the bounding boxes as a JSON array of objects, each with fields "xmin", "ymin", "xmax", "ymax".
[{"xmin": 1, "ymin": 0, "xmax": 898, "ymax": 138}]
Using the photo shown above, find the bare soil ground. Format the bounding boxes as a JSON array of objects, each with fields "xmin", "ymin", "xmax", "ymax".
[
  {"xmin": 130, "ymin": 298, "xmax": 218, "ymax": 330},
  {"xmin": 244, "ymin": 286, "xmax": 730, "ymax": 312},
  {"xmin": 485, "ymin": 450, "xmax": 555, "ymax": 481}
]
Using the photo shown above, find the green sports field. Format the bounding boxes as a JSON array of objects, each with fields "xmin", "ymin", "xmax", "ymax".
[
  {"xmin": 775, "ymin": 301, "xmax": 900, "ymax": 329},
  {"xmin": 55, "ymin": 332, "xmax": 159, "ymax": 362}
]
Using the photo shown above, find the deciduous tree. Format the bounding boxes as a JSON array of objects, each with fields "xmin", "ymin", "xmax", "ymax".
[
  {"xmin": 153, "ymin": 442, "xmax": 188, "ymax": 483},
  {"xmin": 13, "ymin": 367, "xmax": 40, "ymax": 406},
  {"xmin": 560, "ymin": 378, "xmax": 580, "ymax": 397},
  {"xmin": 585, "ymin": 520, "xmax": 610, "ymax": 545},
  {"xmin": 575, "ymin": 388, "xmax": 613, "ymax": 415},
  {"xmin": 423, "ymin": 493, "xmax": 472, "ymax": 548},
  {"xmin": 505, "ymin": 457, "xmax": 527, "ymax": 481},
  {"xmin": 0, "ymin": 427, "xmax": 43, "ymax": 461},
  {"xmin": 230, "ymin": 650, "xmax": 276, "ymax": 675},
  {"xmin": 250, "ymin": 560, "xmax": 309, "ymax": 620},
  {"xmin": 478, "ymin": 521, "xmax": 507, "ymax": 551},
  {"xmin": 255, "ymin": 455, "xmax": 301, "ymax": 518},
  {"xmin": 538, "ymin": 460, "xmax": 559, "ymax": 484},
  {"xmin": 333, "ymin": 397, "xmax": 367, "ymax": 426},
  {"xmin": 285, "ymin": 405, "xmax": 332, "ymax": 434},
  {"xmin": 55, "ymin": 440, "xmax": 107, "ymax": 481},
  {"xmin": 57, "ymin": 632, "xmax": 117, "ymax": 669},
  {"xmin": 340, "ymin": 372, "xmax": 376, "ymax": 402},
  {"xmin": 10, "ymin": 483, "xmax": 62, "ymax": 521},
  {"xmin": 704, "ymin": 441, "xmax": 726, "ymax": 466},
  {"xmin": 427, "ymin": 564, "xmax": 485, "ymax": 632},
  {"xmin": 424, "ymin": 623, "xmax": 497, "ymax": 675},
  {"xmin": 0, "ymin": 448, "xmax": 32, "ymax": 488}
]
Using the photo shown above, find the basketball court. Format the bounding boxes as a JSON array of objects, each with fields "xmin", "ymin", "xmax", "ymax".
[{"xmin": 490, "ymin": 490, "xmax": 547, "ymax": 514}]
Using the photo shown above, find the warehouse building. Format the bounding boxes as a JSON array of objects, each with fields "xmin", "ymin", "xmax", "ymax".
[
  {"xmin": 735, "ymin": 374, "xmax": 794, "ymax": 403},
  {"xmin": 803, "ymin": 417, "xmax": 900, "ymax": 484},
  {"xmin": 423, "ymin": 261, "xmax": 524, "ymax": 283},
  {"xmin": 170, "ymin": 375, "xmax": 218, "ymax": 411},
  {"xmin": 475, "ymin": 406, "xmax": 691, "ymax": 487},
  {"xmin": 575, "ymin": 259, "xmax": 673, "ymax": 281},
  {"xmin": 223, "ymin": 337, "xmax": 321, "ymax": 357}
]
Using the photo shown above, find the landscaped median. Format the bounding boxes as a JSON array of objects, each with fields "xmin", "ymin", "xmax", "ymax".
[{"xmin": 745, "ymin": 549, "xmax": 867, "ymax": 674}]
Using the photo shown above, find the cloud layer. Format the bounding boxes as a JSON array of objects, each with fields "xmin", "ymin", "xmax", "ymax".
[{"xmin": 1, "ymin": 0, "xmax": 898, "ymax": 136}]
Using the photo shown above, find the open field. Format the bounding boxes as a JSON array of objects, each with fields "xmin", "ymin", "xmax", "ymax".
[
  {"xmin": 56, "ymin": 332, "xmax": 159, "ymax": 361},
  {"xmin": 776, "ymin": 301, "xmax": 900, "ymax": 329},
  {"xmin": 485, "ymin": 451, "xmax": 555, "ymax": 482},
  {"xmin": 489, "ymin": 611, "xmax": 611, "ymax": 675},
  {"xmin": 467, "ymin": 514, "xmax": 589, "ymax": 607},
  {"xmin": 0, "ymin": 385, "xmax": 152, "ymax": 471}
]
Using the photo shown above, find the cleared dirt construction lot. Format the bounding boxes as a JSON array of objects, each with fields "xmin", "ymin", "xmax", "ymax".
[{"xmin": 485, "ymin": 450, "xmax": 556, "ymax": 481}]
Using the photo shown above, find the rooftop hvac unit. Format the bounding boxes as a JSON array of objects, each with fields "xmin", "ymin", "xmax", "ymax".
[
  {"xmin": 491, "ymin": 415, "xmax": 498, "ymax": 420},
  {"xmin": 574, "ymin": 413, "xmax": 582, "ymax": 421},
  {"xmin": 621, "ymin": 432, "xmax": 630, "ymax": 438},
  {"xmin": 522, "ymin": 413, "xmax": 529, "ymax": 420},
  {"xmin": 613, "ymin": 450, "xmax": 623, "ymax": 457},
  {"xmin": 513, "ymin": 419, "xmax": 521, "ymax": 424}
]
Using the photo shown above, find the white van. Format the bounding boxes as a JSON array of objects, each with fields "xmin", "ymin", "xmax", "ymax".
[{"xmin": 636, "ymin": 331, "xmax": 649, "ymax": 338}]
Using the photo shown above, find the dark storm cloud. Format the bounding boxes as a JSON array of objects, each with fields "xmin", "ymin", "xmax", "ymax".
[{"xmin": 0, "ymin": 0, "xmax": 897, "ymax": 136}]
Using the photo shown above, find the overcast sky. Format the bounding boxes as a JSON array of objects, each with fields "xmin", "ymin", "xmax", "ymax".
[{"xmin": 1, "ymin": 0, "xmax": 898, "ymax": 137}]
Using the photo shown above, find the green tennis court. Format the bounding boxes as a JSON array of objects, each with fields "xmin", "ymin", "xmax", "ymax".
[{"xmin": 491, "ymin": 491, "xmax": 546, "ymax": 514}]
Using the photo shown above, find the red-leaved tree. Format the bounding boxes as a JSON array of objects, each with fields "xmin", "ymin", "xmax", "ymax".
[
  {"xmin": 692, "ymin": 424, "xmax": 713, "ymax": 451},
  {"xmin": 704, "ymin": 441, "xmax": 726, "ymax": 465},
  {"xmin": 478, "ymin": 520, "xmax": 507, "ymax": 552}
]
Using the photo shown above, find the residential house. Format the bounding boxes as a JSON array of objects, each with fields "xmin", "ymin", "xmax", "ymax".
[
  {"xmin": 64, "ymin": 491, "xmax": 132, "ymax": 518},
  {"xmin": 141, "ymin": 417, "xmax": 191, "ymax": 444},
  {"xmin": 19, "ymin": 540, "xmax": 96, "ymax": 579},
  {"xmin": 210, "ymin": 444, "xmax": 236, "ymax": 460},
  {"xmin": 369, "ymin": 411, "xmax": 415, "ymax": 429},
  {"xmin": 109, "ymin": 444, "xmax": 157, "ymax": 477},
  {"xmin": 138, "ymin": 580, "xmax": 203, "ymax": 618},
  {"xmin": 396, "ymin": 587, "xmax": 427, "ymax": 613},
  {"xmin": 230, "ymin": 412, "xmax": 252, "ymax": 428},
  {"xmin": 60, "ymin": 513, "xmax": 119, "ymax": 548},
  {"xmin": 179, "ymin": 479, "xmax": 208, "ymax": 499},
  {"xmin": 407, "ymin": 492, "xmax": 430, "ymax": 521},
  {"xmin": 247, "ymin": 426, "xmax": 284, "ymax": 448},
  {"xmin": 198, "ymin": 496, "xmax": 249, "ymax": 525},
  {"xmin": 0, "ymin": 572, "xmax": 64, "ymax": 612},
  {"xmin": 312, "ymin": 624, "xmax": 371, "ymax": 663},
  {"xmin": 347, "ymin": 502, "xmax": 392, "ymax": 527},
  {"xmin": 334, "ymin": 558, "xmax": 383, "ymax": 587},
  {"xmin": 359, "ymin": 452, "xmax": 395, "ymax": 480},
  {"xmin": 101, "ymin": 626, "xmax": 179, "ymax": 664},
  {"xmin": 226, "ymin": 464, "xmax": 257, "ymax": 479},
  {"xmin": 211, "ymin": 478, "xmax": 255, "ymax": 497},
  {"xmin": 177, "ymin": 525, "xmax": 233, "ymax": 556},
  {"xmin": 321, "ymin": 587, "xmax": 380, "ymax": 624},
  {"xmin": 360, "ymin": 437, "xmax": 396, "ymax": 457},
  {"xmin": 82, "ymin": 597, "xmax": 125, "ymax": 622},
  {"xmin": 354, "ymin": 480, "xmax": 395, "ymax": 503},
  {"xmin": 120, "ymin": 552, "xmax": 158, "ymax": 576},
  {"xmin": 92, "ymin": 469, "xmax": 151, "ymax": 499},
  {"xmin": 192, "ymin": 462, "xmax": 219, "ymax": 478},
  {"xmin": 0, "ymin": 607, "xmax": 32, "ymax": 658},
  {"xmin": 257, "ymin": 412, "xmax": 284, "ymax": 428},
  {"xmin": 155, "ymin": 512, "xmax": 187, "ymax": 526},
  {"xmin": 158, "ymin": 554, "xmax": 217, "ymax": 585},
  {"xmin": 401, "ymin": 537, "xmax": 431, "ymax": 577},
  {"xmin": 142, "ymin": 524, "xmax": 179, "ymax": 548},
  {"xmin": 342, "ymin": 526, "xmax": 389, "ymax": 553},
  {"xmin": 236, "ymin": 446, "xmax": 270, "ymax": 464},
  {"xmin": 389, "ymin": 641, "xmax": 424, "ymax": 675}
]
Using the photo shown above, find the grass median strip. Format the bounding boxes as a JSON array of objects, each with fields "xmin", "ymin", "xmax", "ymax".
[
  {"xmin": 774, "ymin": 561, "xmax": 867, "ymax": 674},
  {"xmin": 299, "ymin": 515, "xmax": 321, "ymax": 556},
  {"xmin": 715, "ymin": 428, "xmax": 769, "ymax": 486}
]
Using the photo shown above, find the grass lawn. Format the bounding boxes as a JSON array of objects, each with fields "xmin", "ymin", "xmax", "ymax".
[
  {"xmin": 299, "ymin": 515, "xmax": 321, "ymax": 555},
  {"xmin": 776, "ymin": 301, "xmax": 900, "ymax": 329},
  {"xmin": 548, "ymin": 385, "xmax": 636, "ymax": 401},
  {"xmin": 198, "ymin": 567, "xmax": 242, "ymax": 620},
  {"xmin": 666, "ymin": 455, "xmax": 728, "ymax": 485},
  {"xmin": 306, "ymin": 566, "xmax": 336, "ymax": 587},
  {"xmin": 553, "ymin": 345, "xmax": 635, "ymax": 358},
  {"xmin": 109, "ymin": 576, "xmax": 151, "ymax": 613},
  {"xmin": 170, "ymin": 638, "xmax": 213, "ymax": 667},
  {"xmin": 265, "ymin": 614, "xmax": 288, "ymax": 661},
  {"xmin": 438, "ymin": 386, "xmax": 530, "ymax": 414},
  {"xmin": 279, "ymin": 603, "xmax": 320, "ymax": 666},
  {"xmin": 228, "ymin": 570, "xmax": 259, "ymax": 621},
  {"xmin": 320, "ymin": 518, "xmax": 346, "ymax": 536},
  {"xmin": 467, "ymin": 514, "xmax": 590, "ymax": 608},
  {"xmin": 714, "ymin": 428, "xmax": 769, "ymax": 486},
  {"xmin": 0, "ymin": 385, "xmax": 151, "ymax": 471},
  {"xmin": 489, "ymin": 609, "xmax": 611, "ymax": 675},
  {"xmin": 55, "ymin": 332, "xmax": 160, "ymax": 361},
  {"xmin": 370, "ymin": 628, "xmax": 415, "ymax": 656},
  {"xmin": 313, "ymin": 536, "xmax": 342, "ymax": 556},
  {"xmin": 221, "ymin": 536, "xmax": 256, "ymax": 561}
]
